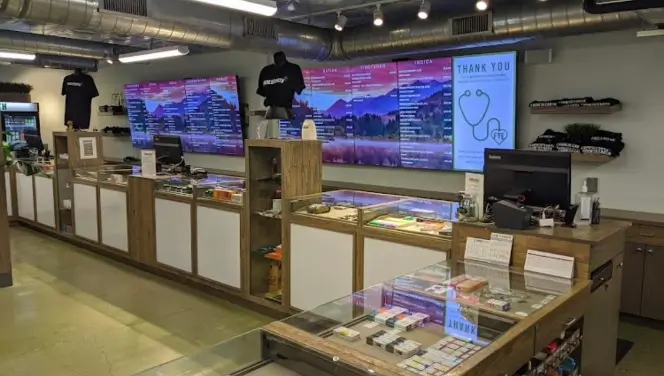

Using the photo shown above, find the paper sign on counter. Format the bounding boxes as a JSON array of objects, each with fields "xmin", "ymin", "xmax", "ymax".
[
  {"xmin": 464, "ymin": 173, "xmax": 484, "ymax": 218},
  {"xmin": 141, "ymin": 149, "xmax": 156, "ymax": 177},
  {"xmin": 488, "ymin": 233, "xmax": 513, "ymax": 266},
  {"xmin": 464, "ymin": 237, "xmax": 491, "ymax": 263},
  {"xmin": 525, "ymin": 249, "xmax": 574, "ymax": 279}
]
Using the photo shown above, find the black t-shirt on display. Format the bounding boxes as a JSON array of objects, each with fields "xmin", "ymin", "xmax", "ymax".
[
  {"xmin": 62, "ymin": 72, "xmax": 99, "ymax": 129},
  {"xmin": 256, "ymin": 61, "xmax": 305, "ymax": 109}
]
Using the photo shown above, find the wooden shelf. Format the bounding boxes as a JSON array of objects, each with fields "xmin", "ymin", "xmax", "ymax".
[
  {"xmin": 530, "ymin": 104, "xmax": 621, "ymax": 115},
  {"xmin": 571, "ymin": 153, "xmax": 616, "ymax": 163}
]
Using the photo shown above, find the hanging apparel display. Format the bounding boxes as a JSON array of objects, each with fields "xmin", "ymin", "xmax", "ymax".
[
  {"xmin": 62, "ymin": 70, "xmax": 99, "ymax": 129},
  {"xmin": 256, "ymin": 52, "xmax": 305, "ymax": 111}
]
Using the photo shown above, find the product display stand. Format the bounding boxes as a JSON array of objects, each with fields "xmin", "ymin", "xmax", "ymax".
[
  {"xmin": 451, "ymin": 220, "xmax": 631, "ymax": 376},
  {"xmin": 0, "ymin": 151, "xmax": 12, "ymax": 287},
  {"xmin": 244, "ymin": 139, "xmax": 322, "ymax": 311}
]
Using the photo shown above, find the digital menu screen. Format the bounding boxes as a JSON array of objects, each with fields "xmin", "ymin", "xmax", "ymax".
[
  {"xmin": 397, "ymin": 58, "xmax": 453, "ymax": 170},
  {"xmin": 309, "ymin": 67, "xmax": 354, "ymax": 164},
  {"xmin": 350, "ymin": 63, "xmax": 399, "ymax": 167},
  {"xmin": 126, "ymin": 75, "xmax": 244, "ymax": 156}
]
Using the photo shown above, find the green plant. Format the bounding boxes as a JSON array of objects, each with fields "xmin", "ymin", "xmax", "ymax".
[
  {"xmin": 0, "ymin": 82, "xmax": 33, "ymax": 94},
  {"xmin": 563, "ymin": 123, "xmax": 601, "ymax": 143}
]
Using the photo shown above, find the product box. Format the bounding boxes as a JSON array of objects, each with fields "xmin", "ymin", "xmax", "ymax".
[
  {"xmin": 333, "ymin": 326, "xmax": 360, "ymax": 342},
  {"xmin": 456, "ymin": 278, "xmax": 488, "ymax": 293}
]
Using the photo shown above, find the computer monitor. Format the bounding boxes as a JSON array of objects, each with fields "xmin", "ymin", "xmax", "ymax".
[
  {"xmin": 484, "ymin": 149, "xmax": 571, "ymax": 210},
  {"xmin": 23, "ymin": 131, "xmax": 44, "ymax": 152},
  {"xmin": 153, "ymin": 135, "xmax": 184, "ymax": 166}
]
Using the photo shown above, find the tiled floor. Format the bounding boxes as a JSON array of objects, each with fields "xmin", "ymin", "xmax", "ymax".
[
  {"xmin": 1, "ymin": 227, "xmax": 664, "ymax": 376},
  {"xmin": 0, "ymin": 227, "xmax": 271, "ymax": 376}
]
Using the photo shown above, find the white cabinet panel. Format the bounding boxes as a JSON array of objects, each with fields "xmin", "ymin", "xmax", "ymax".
[
  {"xmin": 100, "ymin": 188, "xmax": 128, "ymax": 252},
  {"xmin": 363, "ymin": 238, "xmax": 447, "ymax": 288},
  {"xmin": 74, "ymin": 183, "xmax": 98, "ymax": 242},
  {"xmin": 16, "ymin": 173, "xmax": 34, "ymax": 221},
  {"xmin": 290, "ymin": 224, "xmax": 354, "ymax": 311},
  {"xmin": 155, "ymin": 198, "xmax": 191, "ymax": 272},
  {"xmin": 196, "ymin": 206, "xmax": 241, "ymax": 288},
  {"xmin": 34, "ymin": 176, "xmax": 55, "ymax": 228}
]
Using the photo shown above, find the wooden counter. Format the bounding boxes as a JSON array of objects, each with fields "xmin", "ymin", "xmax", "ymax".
[
  {"xmin": 0, "ymin": 152, "xmax": 12, "ymax": 288},
  {"xmin": 451, "ymin": 220, "xmax": 630, "ymax": 376}
]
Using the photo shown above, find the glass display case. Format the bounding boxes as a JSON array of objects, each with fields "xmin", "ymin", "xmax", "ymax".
[
  {"xmin": 289, "ymin": 189, "xmax": 403, "ymax": 224},
  {"xmin": 361, "ymin": 198, "xmax": 459, "ymax": 237},
  {"xmin": 13, "ymin": 157, "xmax": 54, "ymax": 177},
  {"xmin": 73, "ymin": 165, "xmax": 140, "ymax": 185},
  {"xmin": 138, "ymin": 260, "xmax": 582, "ymax": 376},
  {"xmin": 194, "ymin": 176, "xmax": 245, "ymax": 205},
  {"xmin": 156, "ymin": 173, "xmax": 243, "ymax": 199}
]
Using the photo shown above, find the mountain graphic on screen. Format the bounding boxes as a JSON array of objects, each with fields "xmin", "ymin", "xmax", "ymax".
[{"xmin": 319, "ymin": 79, "xmax": 449, "ymax": 118}]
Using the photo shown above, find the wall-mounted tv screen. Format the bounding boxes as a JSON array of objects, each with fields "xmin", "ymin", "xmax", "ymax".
[
  {"xmin": 281, "ymin": 51, "xmax": 517, "ymax": 172},
  {"xmin": 125, "ymin": 75, "xmax": 244, "ymax": 156}
]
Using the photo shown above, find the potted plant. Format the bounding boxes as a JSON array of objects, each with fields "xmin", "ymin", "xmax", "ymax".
[{"xmin": 0, "ymin": 82, "xmax": 33, "ymax": 102}]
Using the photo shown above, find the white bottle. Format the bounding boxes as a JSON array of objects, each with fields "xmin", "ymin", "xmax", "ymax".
[
  {"xmin": 301, "ymin": 119, "xmax": 317, "ymax": 140},
  {"xmin": 579, "ymin": 180, "xmax": 592, "ymax": 220}
]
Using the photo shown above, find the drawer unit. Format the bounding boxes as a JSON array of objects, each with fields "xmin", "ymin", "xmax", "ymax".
[
  {"xmin": 534, "ymin": 283, "xmax": 589, "ymax": 351},
  {"xmin": 627, "ymin": 224, "xmax": 664, "ymax": 246}
]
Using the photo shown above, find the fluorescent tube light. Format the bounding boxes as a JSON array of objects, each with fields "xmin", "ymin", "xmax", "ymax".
[
  {"xmin": 0, "ymin": 50, "xmax": 36, "ymax": 61},
  {"xmin": 119, "ymin": 46, "xmax": 190, "ymax": 64},
  {"xmin": 192, "ymin": 0, "xmax": 277, "ymax": 16}
]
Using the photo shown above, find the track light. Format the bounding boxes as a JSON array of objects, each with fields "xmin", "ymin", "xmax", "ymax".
[
  {"xmin": 373, "ymin": 4, "xmax": 384, "ymax": 26},
  {"xmin": 476, "ymin": 0, "xmax": 488, "ymax": 11},
  {"xmin": 119, "ymin": 46, "xmax": 190, "ymax": 64},
  {"xmin": 334, "ymin": 12, "xmax": 348, "ymax": 31},
  {"xmin": 0, "ymin": 50, "xmax": 36, "ymax": 61},
  {"xmin": 191, "ymin": 0, "xmax": 277, "ymax": 17},
  {"xmin": 418, "ymin": 0, "xmax": 430, "ymax": 20}
]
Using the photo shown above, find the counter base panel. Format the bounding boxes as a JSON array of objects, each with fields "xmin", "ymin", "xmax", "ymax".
[
  {"xmin": 5, "ymin": 172, "xmax": 12, "ymax": 217},
  {"xmin": 197, "ymin": 206, "xmax": 241, "ymax": 288},
  {"xmin": 100, "ymin": 188, "xmax": 128, "ymax": 252},
  {"xmin": 74, "ymin": 183, "xmax": 99, "ymax": 242},
  {"xmin": 35, "ymin": 176, "xmax": 55, "ymax": 228},
  {"xmin": 290, "ymin": 224, "xmax": 354, "ymax": 311},
  {"xmin": 16, "ymin": 173, "xmax": 34, "ymax": 221},
  {"xmin": 155, "ymin": 198, "xmax": 192, "ymax": 273},
  {"xmin": 363, "ymin": 238, "xmax": 447, "ymax": 289}
]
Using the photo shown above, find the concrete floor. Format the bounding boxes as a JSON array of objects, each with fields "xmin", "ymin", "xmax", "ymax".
[
  {"xmin": 0, "ymin": 227, "xmax": 271, "ymax": 376},
  {"xmin": 1, "ymin": 227, "xmax": 664, "ymax": 376}
]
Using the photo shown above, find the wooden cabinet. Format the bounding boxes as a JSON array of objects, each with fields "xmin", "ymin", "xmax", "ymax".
[
  {"xmin": 620, "ymin": 242, "xmax": 645, "ymax": 316},
  {"xmin": 641, "ymin": 245, "xmax": 664, "ymax": 320}
]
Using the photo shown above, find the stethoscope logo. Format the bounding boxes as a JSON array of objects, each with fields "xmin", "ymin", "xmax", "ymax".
[{"xmin": 458, "ymin": 89, "xmax": 508, "ymax": 145}]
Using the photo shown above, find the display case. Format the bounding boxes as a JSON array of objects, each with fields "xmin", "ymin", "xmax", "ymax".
[
  {"xmin": 155, "ymin": 173, "xmax": 243, "ymax": 199},
  {"xmin": 289, "ymin": 190, "xmax": 403, "ymax": 224},
  {"xmin": 361, "ymin": 198, "xmax": 459, "ymax": 238},
  {"xmin": 194, "ymin": 176, "xmax": 245, "ymax": 206},
  {"xmin": 138, "ymin": 260, "xmax": 588, "ymax": 376}
]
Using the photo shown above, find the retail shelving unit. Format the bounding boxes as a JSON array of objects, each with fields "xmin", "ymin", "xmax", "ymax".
[
  {"xmin": 244, "ymin": 139, "xmax": 322, "ymax": 311},
  {"xmin": 53, "ymin": 131, "xmax": 104, "ymax": 235}
]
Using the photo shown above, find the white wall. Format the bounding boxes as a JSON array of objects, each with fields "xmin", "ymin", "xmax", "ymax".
[{"xmin": 3, "ymin": 30, "xmax": 663, "ymax": 212}]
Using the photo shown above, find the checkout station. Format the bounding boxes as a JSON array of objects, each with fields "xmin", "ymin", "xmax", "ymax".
[{"xmin": 2, "ymin": 130, "xmax": 631, "ymax": 376}]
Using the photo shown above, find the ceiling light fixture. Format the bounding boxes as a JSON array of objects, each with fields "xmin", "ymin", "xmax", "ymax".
[
  {"xmin": 334, "ymin": 12, "xmax": 348, "ymax": 31},
  {"xmin": 476, "ymin": 0, "xmax": 488, "ymax": 11},
  {"xmin": 0, "ymin": 50, "xmax": 36, "ymax": 61},
  {"xmin": 418, "ymin": 0, "xmax": 431, "ymax": 19},
  {"xmin": 118, "ymin": 46, "xmax": 190, "ymax": 64},
  {"xmin": 192, "ymin": 0, "xmax": 277, "ymax": 16},
  {"xmin": 373, "ymin": 4, "xmax": 384, "ymax": 26}
]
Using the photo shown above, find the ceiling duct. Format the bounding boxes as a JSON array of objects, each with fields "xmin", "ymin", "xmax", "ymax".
[
  {"xmin": 0, "ymin": 30, "xmax": 116, "ymax": 59},
  {"xmin": 0, "ymin": 0, "xmax": 332, "ymax": 60},
  {"xmin": 337, "ymin": 0, "xmax": 642, "ymax": 59},
  {"xmin": 36, "ymin": 55, "xmax": 99, "ymax": 71},
  {"xmin": 0, "ymin": 0, "xmax": 642, "ymax": 61}
]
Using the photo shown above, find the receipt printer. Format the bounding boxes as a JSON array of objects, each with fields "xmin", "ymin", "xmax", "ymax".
[{"xmin": 493, "ymin": 200, "xmax": 532, "ymax": 230}]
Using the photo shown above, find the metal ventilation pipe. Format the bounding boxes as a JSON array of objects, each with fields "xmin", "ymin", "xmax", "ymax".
[
  {"xmin": 583, "ymin": 0, "xmax": 664, "ymax": 14},
  {"xmin": 0, "ymin": 30, "xmax": 115, "ymax": 60},
  {"xmin": 337, "ymin": 0, "xmax": 642, "ymax": 59},
  {"xmin": 0, "ymin": 0, "xmax": 333, "ymax": 61}
]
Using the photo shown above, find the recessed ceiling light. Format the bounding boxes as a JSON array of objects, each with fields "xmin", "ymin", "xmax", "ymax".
[{"xmin": 476, "ymin": 0, "xmax": 488, "ymax": 11}]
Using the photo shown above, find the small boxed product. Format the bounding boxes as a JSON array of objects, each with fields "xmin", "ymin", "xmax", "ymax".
[
  {"xmin": 394, "ymin": 340, "xmax": 421, "ymax": 357},
  {"xmin": 365, "ymin": 330, "xmax": 386, "ymax": 346},
  {"xmin": 456, "ymin": 278, "xmax": 488, "ymax": 293},
  {"xmin": 445, "ymin": 274, "xmax": 470, "ymax": 287},
  {"xmin": 410, "ymin": 312, "xmax": 431, "ymax": 325},
  {"xmin": 231, "ymin": 193, "xmax": 243, "ymax": 204},
  {"xmin": 487, "ymin": 299, "xmax": 510, "ymax": 311},
  {"xmin": 386, "ymin": 314, "xmax": 409, "ymax": 328},
  {"xmin": 395, "ymin": 316, "xmax": 419, "ymax": 331},
  {"xmin": 333, "ymin": 326, "xmax": 360, "ymax": 342}
]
